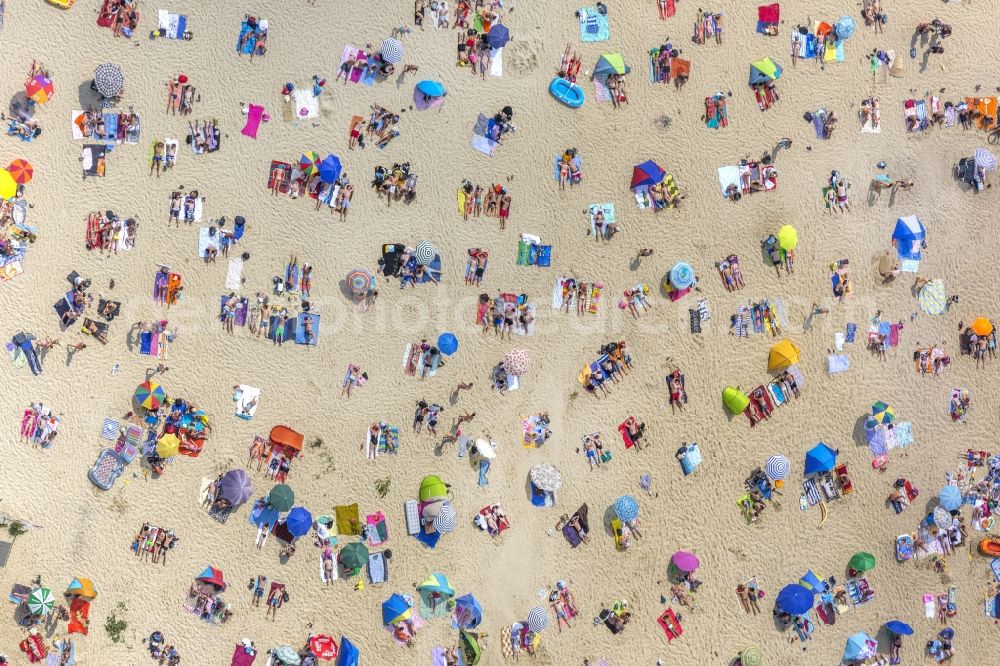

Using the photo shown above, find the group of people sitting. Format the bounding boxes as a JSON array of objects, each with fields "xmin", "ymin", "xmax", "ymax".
[
  {"xmin": 98, "ymin": 0, "xmax": 140, "ymax": 38},
  {"xmin": 859, "ymin": 97, "xmax": 881, "ymax": 129},
  {"xmin": 456, "ymin": 28, "xmax": 495, "ymax": 77},
  {"xmin": 349, "ymin": 106, "xmax": 401, "ymax": 151},
  {"xmin": 581, "ymin": 341, "xmax": 633, "ymax": 397},
  {"xmin": 475, "ymin": 503, "xmax": 511, "ymax": 536},
  {"xmin": 132, "ymin": 523, "xmax": 178, "ymax": 564},
  {"xmin": 479, "ymin": 292, "xmax": 533, "ymax": 338},
  {"xmin": 960, "ymin": 323, "xmax": 997, "ymax": 368},
  {"xmin": 188, "ymin": 119, "xmax": 221, "ymax": 153},
  {"xmin": 372, "ymin": 163, "xmax": 419, "ymax": 206},
  {"xmin": 77, "ymin": 109, "xmax": 141, "ymax": 143},
  {"xmin": 185, "ymin": 580, "xmax": 232, "ymax": 624},
  {"xmin": 85, "ymin": 210, "xmax": 137, "ymax": 254}
]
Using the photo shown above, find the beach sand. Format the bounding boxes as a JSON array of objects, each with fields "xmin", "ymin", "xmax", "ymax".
[{"xmin": 1, "ymin": 1, "xmax": 999, "ymax": 663}]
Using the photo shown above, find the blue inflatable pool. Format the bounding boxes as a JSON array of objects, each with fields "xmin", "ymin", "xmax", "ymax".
[{"xmin": 549, "ymin": 77, "xmax": 584, "ymax": 108}]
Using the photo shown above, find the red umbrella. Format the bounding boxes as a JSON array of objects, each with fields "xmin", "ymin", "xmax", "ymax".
[
  {"xmin": 25, "ymin": 76, "xmax": 54, "ymax": 104},
  {"xmin": 309, "ymin": 635, "xmax": 339, "ymax": 661},
  {"xmin": 8, "ymin": 159, "xmax": 33, "ymax": 185}
]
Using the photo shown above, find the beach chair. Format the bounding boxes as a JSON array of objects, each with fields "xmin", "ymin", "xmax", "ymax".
[{"xmin": 834, "ymin": 463, "xmax": 853, "ymax": 494}]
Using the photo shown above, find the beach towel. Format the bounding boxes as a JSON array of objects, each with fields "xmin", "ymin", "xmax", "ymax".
[
  {"xmin": 366, "ymin": 512, "xmax": 389, "ymax": 546},
  {"xmin": 827, "ymin": 355, "xmax": 850, "ymax": 373},
  {"xmin": 198, "ymin": 227, "xmax": 220, "ymax": 259},
  {"xmin": 470, "ymin": 134, "xmax": 498, "ymax": 156},
  {"xmin": 157, "ymin": 10, "xmax": 188, "ymax": 39},
  {"xmin": 335, "ymin": 504, "xmax": 361, "ymax": 535},
  {"xmin": 235, "ymin": 385, "xmax": 259, "ymax": 420},
  {"xmin": 237, "ymin": 20, "xmax": 257, "ymax": 54},
  {"xmin": 241, "ymin": 104, "xmax": 265, "ymax": 138},
  {"xmin": 578, "ymin": 8, "xmax": 609, "ymax": 42},
  {"xmin": 757, "ymin": 4, "xmax": 779, "ymax": 33},
  {"xmin": 657, "ymin": 608, "xmax": 683, "ymax": 641},
  {"xmin": 367, "ymin": 551, "xmax": 388, "ymax": 584},
  {"xmin": 82, "ymin": 145, "xmax": 106, "ymax": 177},
  {"xmin": 292, "ymin": 313, "xmax": 319, "ymax": 345},
  {"xmin": 291, "ymin": 89, "xmax": 319, "ymax": 121},
  {"xmin": 717, "ymin": 165, "xmax": 741, "ymax": 196},
  {"xmin": 593, "ymin": 74, "xmax": 613, "ymax": 103},
  {"xmin": 224, "ymin": 258, "xmax": 243, "ymax": 290},
  {"xmin": 478, "ymin": 458, "xmax": 491, "ymax": 486},
  {"xmin": 490, "ymin": 48, "xmax": 503, "ymax": 77},
  {"xmin": 416, "ymin": 528, "xmax": 441, "ymax": 549}
]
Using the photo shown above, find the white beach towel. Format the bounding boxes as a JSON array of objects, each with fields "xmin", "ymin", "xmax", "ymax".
[
  {"xmin": 292, "ymin": 89, "xmax": 320, "ymax": 120},
  {"xmin": 226, "ymin": 259, "xmax": 244, "ymax": 290},
  {"xmin": 717, "ymin": 165, "xmax": 741, "ymax": 196},
  {"xmin": 235, "ymin": 385, "xmax": 259, "ymax": 419},
  {"xmin": 198, "ymin": 227, "xmax": 220, "ymax": 258},
  {"xmin": 470, "ymin": 134, "xmax": 498, "ymax": 156},
  {"xmin": 827, "ymin": 355, "xmax": 850, "ymax": 373},
  {"xmin": 490, "ymin": 48, "xmax": 503, "ymax": 77}
]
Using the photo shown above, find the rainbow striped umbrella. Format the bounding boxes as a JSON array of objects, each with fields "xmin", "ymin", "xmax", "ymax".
[
  {"xmin": 134, "ymin": 380, "xmax": 166, "ymax": 410},
  {"xmin": 26, "ymin": 76, "xmax": 54, "ymax": 104},
  {"xmin": 8, "ymin": 159, "xmax": 33, "ymax": 185},
  {"xmin": 299, "ymin": 151, "xmax": 321, "ymax": 177}
]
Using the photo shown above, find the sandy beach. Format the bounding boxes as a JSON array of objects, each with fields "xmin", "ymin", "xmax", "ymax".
[{"xmin": 1, "ymin": 0, "xmax": 999, "ymax": 664}]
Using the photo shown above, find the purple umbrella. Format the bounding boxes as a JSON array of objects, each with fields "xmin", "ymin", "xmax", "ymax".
[
  {"xmin": 671, "ymin": 550, "xmax": 700, "ymax": 573},
  {"xmin": 218, "ymin": 469, "xmax": 253, "ymax": 506}
]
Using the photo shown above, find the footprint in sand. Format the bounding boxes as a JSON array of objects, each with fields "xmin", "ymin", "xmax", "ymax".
[{"xmin": 507, "ymin": 40, "xmax": 540, "ymax": 75}]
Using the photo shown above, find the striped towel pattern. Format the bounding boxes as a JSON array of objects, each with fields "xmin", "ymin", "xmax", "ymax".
[
  {"xmin": 101, "ymin": 418, "xmax": 119, "ymax": 440},
  {"xmin": 593, "ymin": 74, "xmax": 613, "ymax": 103}
]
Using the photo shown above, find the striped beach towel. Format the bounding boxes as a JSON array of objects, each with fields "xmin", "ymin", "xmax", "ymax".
[{"xmin": 101, "ymin": 418, "xmax": 119, "ymax": 440}]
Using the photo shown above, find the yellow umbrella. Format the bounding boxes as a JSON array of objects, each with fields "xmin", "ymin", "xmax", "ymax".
[
  {"xmin": 971, "ymin": 318, "xmax": 993, "ymax": 337},
  {"xmin": 768, "ymin": 339, "xmax": 801, "ymax": 371},
  {"xmin": 776, "ymin": 225, "xmax": 798, "ymax": 251},
  {"xmin": 0, "ymin": 169, "xmax": 17, "ymax": 199},
  {"xmin": 156, "ymin": 433, "xmax": 180, "ymax": 458}
]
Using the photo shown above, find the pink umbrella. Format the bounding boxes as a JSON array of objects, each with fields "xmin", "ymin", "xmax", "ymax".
[{"xmin": 671, "ymin": 550, "xmax": 700, "ymax": 573}]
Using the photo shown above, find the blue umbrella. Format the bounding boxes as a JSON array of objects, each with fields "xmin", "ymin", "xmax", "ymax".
[
  {"xmin": 318, "ymin": 154, "xmax": 342, "ymax": 184},
  {"xmin": 804, "ymin": 442, "xmax": 838, "ymax": 475},
  {"xmin": 438, "ymin": 332, "xmax": 458, "ymax": 356},
  {"xmin": 669, "ymin": 262, "xmax": 694, "ymax": 290},
  {"xmin": 938, "ymin": 485, "xmax": 962, "ymax": 512},
  {"xmin": 285, "ymin": 506, "xmax": 313, "ymax": 537},
  {"xmin": 885, "ymin": 620, "xmax": 913, "ymax": 636},
  {"xmin": 835, "ymin": 16, "xmax": 856, "ymax": 40},
  {"xmin": 613, "ymin": 495, "xmax": 639, "ymax": 522},
  {"xmin": 775, "ymin": 584, "xmax": 813, "ymax": 615},
  {"xmin": 892, "ymin": 215, "xmax": 925, "ymax": 260},
  {"xmin": 416, "ymin": 80, "xmax": 446, "ymax": 98},
  {"xmin": 487, "ymin": 24, "xmax": 510, "ymax": 49},
  {"xmin": 337, "ymin": 636, "xmax": 359, "ymax": 666},
  {"xmin": 382, "ymin": 593, "xmax": 412, "ymax": 625},
  {"xmin": 844, "ymin": 632, "xmax": 876, "ymax": 661}
]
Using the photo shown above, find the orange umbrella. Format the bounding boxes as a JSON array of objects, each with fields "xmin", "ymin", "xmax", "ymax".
[
  {"xmin": 971, "ymin": 318, "xmax": 993, "ymax": 337},
  {"xmin": 25, "ymin": 75, "xmax": 54, "ymax": 104},
  {"xmin": 7, "ymin": 159, "xmax": 33, "ymax": 185}
]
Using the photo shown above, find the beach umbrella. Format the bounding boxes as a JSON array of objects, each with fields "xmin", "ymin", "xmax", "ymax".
[
  {"xmin": 309, "ymin": 634, "xmax": 339, "ymax": 661},
  {"xmin": 835, "ymin": 16, "xmax": 856, "ymax": 39},
  {"xmin": 892, "ymin": 215, "xmax": 925, "ymax": 260},
  {"xmin": 93, "ymin": 63, "xmax": 124, "ymax": 98},
  {"xmin": 339, "ymin": 542, "xmax": 369, "ymax": 570},
  {"xmin": 345, "ymin": 268, "xmax": 373, "ymax": 295},
  {"xmin": 723, "ymin": 386, "xmax": 750, "ymax": 414},
  {"xmin": 971, "ymin": 317, "xmax": 993, "ymax": 336},
  {"xmin": 338, "ymin": 636, "xmax": 359, "ymax": 666},
  {"xmin": 917, "ymin": 278, "xmax": 946, "ymax": 315},
  {"xmin": 26, "ymin": 588, "xmax": 55, "ymax": 615},
  {"xmin": 437, "ymin": 332, "xmax": 458, "ymax": 356},
  {"xmin": 460, "ymin": 630, "xmax": 482, "ymax": 666},
  {"xmin": 25, "ymin": 75, "xmax": 54, "ymax": 104},
  {"xmin": 974, "ymin": 148, "xmax": 997, "ymax": 171},
  {"xmin": 487, "ymin": 24, "xmax": 510, "ymax": 49},
  {"xmin": 473, "ymin": 439, "xmax": 496, "ymax": 459},
  {"xmin": 156, "ymin": 433, "xmax": 180, "ymax": 458},
  {"xmin": 885, "ymin": 620, "xmax": 913, "ymax": 636},
  {"xmin": 218, "ymin": 469, "xmax": 253, "ymax": 505},
  {"xmin": 250, "ymin": 502, "xmax": 279, "ymax": 528},
  {"xmin": 453, "ymin": 594, "xmax": 483, "ymax": 628},
  {"xmin": 0, "ymin": 170, "xmax": 17, "ymax": 199},
  {"xmin": 613, "ymin": 495, "xmax": 639, "ymax": 522},
  {"xmin": 740, "ymin": 646, "xmax": 763, "ymax": 666},
  {"xmin": 66, "ymin": 578, "xmax": 96, "ymax": 600},
  {"xmin": 843, "ymin": 632, "xmax": 877, "ymax": 661},
  {"xmin": 594, "ymin": 53, "xmax": 630, "ymax": 76},
  {"xmin": 419, "ymin": 475, "xmax": 448, "ymax": 502},
  {"xmin": 318, "ymin": 154, "xmax": 342, "ymax": 184},
  {"xmin": 416, "ymin": 80, "xmax": 446, "ymax": 98},
  {"xmin": 630, "ymin": 160, "xmax": 666, "ymax": 189},
  {"xmin": 767, "ymin": 339, "xmax": 801, "ymax": 371},
  {"xmin": 134, "ymin": 380, "xmax": 166, "ymax": 410},
  {"xmin": 933, "ymin": 506, "xmax": 953, "ymax": 529},
  {"xmin": 527, "ymin": 606, "xmax": 549, "ymax": 631},
  {"xmin": 268, "ymin": 484, "xmax": 295, "ymax": 512},
  {"xmin": 669, "ymin": 262, "xmax": 695, "ymax": 289},
  {"xmin": 417, "ymin": 573, "xmax": 455, "ymax": 596},
  {"xmin": 272, "ymin": 646, "xmax": 301, "ymax": 665},
  {"xmin": 765, "ymin": 454, "xmax": 790, "ymax": 480},
  {"xmin": 382, "ymin": 593, "xmax": 413, "ymax": 625},
  {"xmin": 749, "ymin": 57, "xmax": 782, "ymax": 84},
  {"xmin": 671, "ymin": 551, "xmax": 700, "ymax": 573},
  {"xmin": 938, "ymin": 485, "xmax": 962, "ymax": 511},
  {"xmin": 433, "ymin": 501, "xmax": 457, "ymax": 534},
  {"xmin": 8, "ymin": 159, "xmax": 33, "ymax": 185},
  {"xmin": 196, "ymin": 566, "xmax": 226, "ymax": 591},
  {"xmin": 299, "ymin": 151, "xmax": 321, "ymax": 176},
  {"xmin": 775, "ymin": 584, "xmax": 813, "ymax": 615},
  {"xmin": 414, "ymin": 240, "xmax": 436, "ymax": 266},
  {"xmin": 379, "ymin": 38, "xmax": 404, "ymax": 64},
  {"xmin": 871, "ymin": 401, "xmax": 895, "ymax": 424},
  {"xmin": 849, "ymin": 551, "xmax": 877, "ymax": 573},
  {"xmin": 285, "ymin": 506, "xmax": 313, "ymax": 537},
  {"xmin": 529, "ymin": 463, "xmax": 562, "ymax": 492},
  {"xmin": 804, "ymin": 442, "xmax": 837, "ymax": 474},
  {"xmin": 776, "ymin": 225, "xmax": 798, "ymax": 251},
  {"xmin": 503, "ymin": 348, "xmax": 530, "ymax": 375}
]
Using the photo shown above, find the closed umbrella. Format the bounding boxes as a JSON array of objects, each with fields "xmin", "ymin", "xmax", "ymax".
[
  {"xmin": 804, "ymin": 442, "xmax": 838, "ymax": 475},
  {"xmin": 285, "ymin": 506, "xmax": 313, "ymax": 537},
  {"xmin": 414, "ymin": 240, "xmax": 436, "ymax": 266},
  {"xmin": 765, "ymin": 454, "xmax": 790, "ymax": 480},
  {"xmin": 885, "ymin": 620, "xmax": 913, "ymax": 636},
  {"xmin": 974, "ymin": 148, "xmax": 997, "ymax": 171},
  {"xmin": 613, "ymin": 495, "xmax": 639, "ymax": 522},
  {"xmin": 218, "ymin": 469, "xmax": 253, "ymax": 505},
  {"xmin": 669, "ymin": 262, "xmax": 694, "ymax": 289},
  {"xmin": 503, "ymin": 348, "xmax": 530, "ymax": 375},
  {"xmin": 433, "ymin": 501, "xmax": 457, "ymax": 534},
  {"xmin": 156, "ymin": 433, "xmax": 180, "ymax": 458},
  {"xmin": 671, "ymin": 550, "xmax": 700, "ymax": 573},
  {"xmin": 843, "ymin": 633, "xmax": 877, "ymax": 661},
  {"xmin": 971, "ymin": 317, "xmax": 993, "ymax": 336},
  {"xmin": 0, "ymin": 170, "xmax": 17, "ymax": 199},
  {"xmin": 437, "ymin": 332, "xmax": 458, "ymax": 356},
  {"xmin": 419, "ymin": 475, "xmax": 448, "ymax": 502},
  {"xmin": 7, "ymin": 159, "xmax": 33, "ymax": 185},
  {"xmin": 487, "ymin": 24, "xmax": 510, "ymax": 48},
  {"xmin": 268, "ymin": 484, "xmax": 295, "ymax": 511},
  {"xmin": 27, "ymin": 588, "xmax": 54, "ymax": 615},
  {"xmin": 340, "ymin": 542, "xmax": 369, "ymax": 570},
  {"xmin": 871, "ymin": 401, "xmax": 895, "ymax": 424},
  {"xmin": 775, "ymin": 584, "xmax": 813, "ymax": 615},
  {"xmin": 93, "ymin": 63, "xmax": 124, "ymax": 98},
  {"xmin": 776, "ymin": 225, "xmax": 798, "ymax": 251},
  {"xmin": 938, "ymin": 485, "xmax": 962, "ymax": 511},
  {"xmin": 917, "ymin": 278, "xmax": 946, "ymax": 315},
  {"xmin": 767, "ymin": 339, "xmax": 801, "ymax": 371},
  {"xmin": 526, "ymin": 606, "xmax": 549, "ymax": 631},
  {"xmin": 848, "ymin": 551, "xmax": 876, "ymax": 574},
  {"xmin": 416, "ymin": 80, "xmax": 446, "ymax": 98},
  {"xmin": 272, "ymin": 646, "xmax": 302, "ymax": 665},
  {"xmin": 740, "ymin": 646, "xmax": 763, "ymax": 666},
  {"xmin": 529, "ymin": 463, "xmax": 562, "ymax": 492},
  {"xmin": 382, "ymin": 593, "xmax": 413, "ymax": 625},
  {"xmin": 379, "ymin": 38, "xmax": 404, "ymax": 64},
  {"xmin": 309, "ymin": 634, "xmax": 339, "ymax": 661},
  {"xmin": 345, "ymin": 268, "xmax": 373, "ymax": 295},
  {"xmin": 318, "ymin": 154, "xmax": 342, "ymax": 184},
  {"xmin": 134, "ymin": 380, "xmax": 166, "ymax": 410},
  {"xmin": 299, "ymin": 151, "xmax": 321, "ymax": 177},
  {"xmin": 25, "ymin": 75, "xmax": 54, "ymax": 104}
]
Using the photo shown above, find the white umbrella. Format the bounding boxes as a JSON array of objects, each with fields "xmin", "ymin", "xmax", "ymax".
[
  {"xmin": 974, "ymin": 148, "xmax": 997, "ymax": 171},
  {"xmin": 527, "ymin": 606, "xmax": 549, "ymax": 631},
  {"xmin": 380, "ymin": 38, "xmax": 404, "ymax": 65},
  {"xmin": 474, "ymin": 439, "xmax": 496, "ymax": 459},
  {"xmin": 529, "ymin": 463, "xmax": 562, "ymax": 492},
  {"xmin": 433, "ymin": 501, "xmax": 456, "ymax": 533},
  {"xmin": 414, "ymin": 240, "xmax": 436, "ymax": 266}
]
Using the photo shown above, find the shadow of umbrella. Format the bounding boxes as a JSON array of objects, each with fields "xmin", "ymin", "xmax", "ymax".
[{"xmin": 76, "ymin": 79, "xmax": 103, "ymax": 108}]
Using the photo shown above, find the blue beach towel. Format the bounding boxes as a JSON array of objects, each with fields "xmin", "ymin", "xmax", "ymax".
[
  {"xmin": 416, "ymin": 528, "xmax": 440, "ymax": 549},
  {"xmin": 139, "ymin": 331, "xmax": 152, "ymax": 355},
  {"xmin": 294, "ymin": 313, "xmax": 320, "ymax": 345},
  {"xmin": 578, "ymin": 8, "xmax": 610, "ymax": 42},
  {"xmin": 101, "ymin": 113, "xmax": 119, "ymax": 143},
  {"xmin": 237, "ymin": 21, "xmax": 256, "ymax": 54},
  {"xmin": 478, "ymin": 459, "xmax": 490, "ymax": 487},
  {"xmin": 535, "ymin": 245, "xmax": 552, "ymax": 267},
  {"xmin": 267, "ymin": 315, "xmax": 297, "ymax": 343},
  {"xmin": 845, "ymin": 323, "xmax": 857, "ymax": 343}
]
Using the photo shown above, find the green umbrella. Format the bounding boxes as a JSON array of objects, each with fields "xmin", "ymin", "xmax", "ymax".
[
  {"xmin": 723, "ymin": 386, "xmax": 750, "ymax": 415},
  {"xmin": 268, "ymin": 484, "xmax": 294, "ymax": 512},
  {"xmin": 339, "ymin": 542, "xmax": 369, "ymax": 571},
  {"xmin": 849, "ymin": 551, "xmax": 876, "ymax": 573},
  {"xmin": 27, "ymin": 587, "xmax": 55, "ymax": 615},
  {"xmin": 419, "ymin": 475, "xmax": 448, "ymax": 502},
  {"xmin": 741, "ymin": 646, "xmax": 763, "ymax": 666}
]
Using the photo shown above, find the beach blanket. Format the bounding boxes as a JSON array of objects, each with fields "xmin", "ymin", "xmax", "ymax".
[
  {"xmin": 241, "ymin": 104, "xmax": 265, "ymax": 138},
  {"xmin": 157, "ymin": 10, "xmax": 188, "ymax": 39},
  {"xmin": 717, "ymin": 165, "xmax": 741, "ymax": 196},
  {"xmin": 578, "ymin": 7, "xmax": 609, "ymax": 42},
  {"xmin": 235, "ymin": 385, "xmax": 259, "ymax": 420},
  {"xmin": 198, "ymin": 227, "xmax": 220, "ymax": 259},
  {"xmin": 82, "ymin": 145, "xmax": 106, "ymax": 177},
  {"xmin": 593, "ymin": 74, "xmax": 612, "ymax": 103},
  {"xmin": 757, "ymin": 4, "xmax": 779, "ymax": 33},
  {"xmin": 588, "ymin": 203, "xmax": 615, "ymax": 238},
  {"xmin": 827, "ymin": 355, "xmax": 850, "ymax": 373},
  {"xmin": 294, "ymin": 312, "xmax": 320, "ymax": 345},
  {"xmin": 335, "ymin": 504, "xmax": 362, "ymax": 535},
  {"xmin": 490, "ymin": 48, "xmax": 503, "ymax": 77},
  {"xmin": 225, "ymin": 258, "xmax": 243, "ymax": 290},
  {"xmin": 291, "ymin": 89, "xmax": 319, "ymax": 121}
]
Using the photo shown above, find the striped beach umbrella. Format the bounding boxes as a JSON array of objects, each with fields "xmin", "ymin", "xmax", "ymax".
[
  {"xmin": 25, "ymin": 76, "xmax": 54, "ymax": 104},
  {"xmin": 870, "ymin": 401, "xmax": 894, "ymax": 424},
  {"xmin": 917, "ymin": 278, "xmax": 946, "ymax": 315},
  {"xmin": 93, "ymin": 63, "xmax": 124, "ymax": 98},
  {"xmin": 134, "ymin": 380, "xmax": 166, "ymax": 410},
  {"xmin": 299, "ymin": 151, "xmax": 321, "ymax": 177},
  {"xmin": 764, "ymin": 454, "xmax": 790, "ymax": 480},
  {"xmin": 7, "ymin": 159, "xmax": 33, "ymax": 185},
  {"xmin": 613, "ymin": 495, "xmax": 639, "ymax": 522},
  {"xmin": 669, "ymin": 262, "xmax": 694, "ymax": 289},
  {"xmin": 974, "ymin": 148, "xmax": 997, "ymax": 171},
  {"xmin": 740, "ymin": 646, "xmax": 763, "ymax": 666},
  {"xmin": 433, "ymin": 501, "xmax": 457, "ymax": 534},
  {"xmin": 379, "ymin": 38, "xmax": 404, "ymax": 64},
  {"xmin": 27, "ymin": 588, "xmax": 55, "ymax": 615},
  {"xmin": 414, "ymin": 240, "xmax": 436, "ymax": 266},
  {"xmin": 346, "ymin": 268, "xmax": 373, "ymax": 295},
  {"xmin": 527, "ymin": 606, "xmax": 549, "ymax": 631}
]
